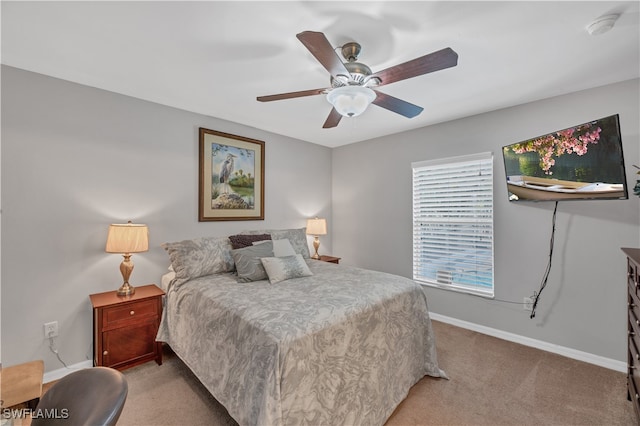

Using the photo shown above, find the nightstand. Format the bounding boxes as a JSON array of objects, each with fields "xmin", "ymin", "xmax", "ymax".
[
  {"xmin": 90, "ymin": 284, "xmax": 164, "ymax": 371},
  {"xmin": 318, "ymin": 255, "xmax": 341, "ymax": 264}
]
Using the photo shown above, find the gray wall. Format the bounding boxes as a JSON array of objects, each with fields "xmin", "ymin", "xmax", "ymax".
[
  {"xmin": 1, "ymin": 66, "xmax": 332, "ymax": 371},
  {"xmin": 332, "ymin": 78, "xmax": 640, "ymax": 362},
  {"xmin": 3, "ymin": 65, "xmax": 638, "ymax": 371}
]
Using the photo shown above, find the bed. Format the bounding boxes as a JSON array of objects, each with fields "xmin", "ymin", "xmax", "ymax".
[{"xmin": 156, "ymin": 229, "xmax": 446, "ymax": 426}]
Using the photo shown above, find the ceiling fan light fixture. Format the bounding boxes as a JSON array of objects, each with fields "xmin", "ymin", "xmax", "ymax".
[{"xmin": 326, "ymin": 86, "xmax": 376, "ymax": 118}]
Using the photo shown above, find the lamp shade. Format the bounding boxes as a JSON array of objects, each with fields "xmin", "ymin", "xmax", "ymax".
[
  {"xmin": 306, "ymin": 218, "xmax": 327, "ymax": 236},
  {"xmin": 326, "ymin": 86, "xmax": 376, "ymax": 117},
  {"xmin": 105, "ymin": 222, "xmax": 149, "ymax": 254}
]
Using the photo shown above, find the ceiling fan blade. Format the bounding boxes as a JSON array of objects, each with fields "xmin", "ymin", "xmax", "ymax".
[
  {"xmin": 296, "ymin": 31, "xmax": 350, "ymax": 79},
  {"xmin": 373, "ymin": 47, "xmax": 458, "ymax": 87},
  {"xmin": 257, "ymin": 88, "xmax": 327, "ymax": 102},
  {"xmin": 372, "ymin": 91, "xmax": 423, "ymax": 118},
  {"xmin": 322, "ymin": 108, "xmax": 343, "ymax": 128}
]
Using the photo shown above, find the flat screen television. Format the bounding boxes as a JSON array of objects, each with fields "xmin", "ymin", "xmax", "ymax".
[{"xmin": 502, "ymin": 114, "xmax": 628, "ymax": 201}]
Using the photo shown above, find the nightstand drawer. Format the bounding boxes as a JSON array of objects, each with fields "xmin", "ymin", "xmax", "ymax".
[{"xmin": 103, "ymin": 298, "xmax": 158, "ymax": 327}]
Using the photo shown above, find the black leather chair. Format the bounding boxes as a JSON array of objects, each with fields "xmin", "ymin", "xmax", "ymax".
[{"xmin": 31, "ymin": 367, "xmax": 128, "ymax": 426}]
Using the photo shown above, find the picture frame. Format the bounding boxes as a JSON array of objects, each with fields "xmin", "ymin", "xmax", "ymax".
[{"xmin": 199, "ymin": 128, "xmax": 265, "ymax": 221}]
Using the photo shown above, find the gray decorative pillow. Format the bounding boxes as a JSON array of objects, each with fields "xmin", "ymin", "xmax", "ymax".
[
  {"xmin": 161, "ymin": 236, "xmax": 234, "ymax": 287},
  {"xmin": 260, "ymin": 254, "xmax": 313, "ymax": 284},
  {"xmin": 243, "ymin": 228, "xmax": 311, "ymax": 259},
  {"xmin": 228, "ymin": 233, "xmax": 271, "ymax": 249},
  {"xmin": 231, "ymin": 242, "xmax": 274, "ymax": 283}
]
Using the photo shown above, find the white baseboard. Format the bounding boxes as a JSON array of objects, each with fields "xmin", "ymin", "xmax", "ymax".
[
  {"xmin": 43, "ymin": 360, "xmax": 93, "ymax": 383},
  {"xmin": 429, "ymin": 312, "xmax": 626, "ymax": 373}
]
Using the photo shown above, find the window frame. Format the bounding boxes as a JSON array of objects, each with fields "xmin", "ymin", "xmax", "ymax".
[{"xmin": 412, "ymin": 152, "xmax": 495, "ymax": 298}]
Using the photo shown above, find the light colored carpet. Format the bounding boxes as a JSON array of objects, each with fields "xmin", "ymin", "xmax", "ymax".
[
  {"xmin": 114, "ymin": 320, "xmax": 636, "ymax": 425},
  {"xmin": 119, "ymin": 351, "xmax": 236, "ymax": 426},
  {"xmin": 386, "ymin": 321, "xmax": 636, "ymax": 425}
]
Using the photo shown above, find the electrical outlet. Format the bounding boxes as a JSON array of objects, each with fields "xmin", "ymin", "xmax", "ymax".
[
  {"xmin": 44, "ymin": 321, "xmax": 58, "ymax": 338},
  {"xmin": 523, "ymin": 297, "xmax": 534, "ymax": 311}
]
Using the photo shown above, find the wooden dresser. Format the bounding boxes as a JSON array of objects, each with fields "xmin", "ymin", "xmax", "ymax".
[
  {"xmin": 90, "ymin": 284, "xmax": 165, "ymax": 371},
  {"xmin": 622, "ymin": 247, "xmax": 640, "ymax": 421}
]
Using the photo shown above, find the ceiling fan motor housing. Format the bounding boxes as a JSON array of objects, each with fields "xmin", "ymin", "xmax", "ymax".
[
  {"xmin": 341, "ymin": 42, "xmax": 361, "ymax": 62},
  {"xmin": 331, "ymin": 42, "xmax": 382, "ymax": 88},
  {"xmin": 331, "ymin": 61, "xmax": 375, "ymax": 87}
]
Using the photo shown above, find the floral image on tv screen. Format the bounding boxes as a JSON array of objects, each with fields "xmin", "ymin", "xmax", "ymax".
[{"xmin": 502, "ymin": 114, "xmax": 627, "ymax": 201}]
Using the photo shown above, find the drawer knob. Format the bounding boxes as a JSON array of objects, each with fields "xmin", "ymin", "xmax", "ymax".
[
  {"xmin": 130, "ymin": 310, "xmax": 135, "ymax": 316},
  {"xmin": 636, "ymin": 393, "xmax": 639, "ymax": 400},
  {"xmin": 630, "ymin": 365, "xmax": 637, "ymax": 370},
  {"xmin": 631, "ymin": 331, "xmax": 636, "ymax": 337},
  {"xmin": 103, "ymin": 350, "xmax": 108, "ymax": 356},
  {"xmin": 631, "ymin": 304, "xmax": 637, "ymax": 308}
]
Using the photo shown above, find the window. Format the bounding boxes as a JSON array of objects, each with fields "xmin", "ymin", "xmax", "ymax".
[{"xmin": 412, "ymin": 152, "xmax": 494, "ymax": 297}]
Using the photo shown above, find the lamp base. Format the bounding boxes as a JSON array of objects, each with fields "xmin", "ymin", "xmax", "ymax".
[
  {"xmin": 117, "ymin": 254, "xmax": 136, "ymax": 296},
  {"xmin": 117, "ymin": 282, "xmax": 136, "ymax": 297},
  {"xmin": 312, "ymin": 236, "xmax": 321, "ymax": 259}
]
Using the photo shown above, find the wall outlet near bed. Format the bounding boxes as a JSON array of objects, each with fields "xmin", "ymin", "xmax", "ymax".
[
  {"xmin": 43, "ymin": 321, "xmax": 58, "ymax": 338},
  {"xmin": 523, "ymin": 297, "xmax": 534, "ymax": 312}
]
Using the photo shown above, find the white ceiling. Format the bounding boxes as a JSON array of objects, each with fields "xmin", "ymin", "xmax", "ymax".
[{"xmin": 2, "ymin": 1, "xmax": 639, "ymax": 148}]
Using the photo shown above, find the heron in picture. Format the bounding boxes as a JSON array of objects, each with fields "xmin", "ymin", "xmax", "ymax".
[{"xmin": 219, "ymin": 153, "xmax": 236, "ymax": 194}]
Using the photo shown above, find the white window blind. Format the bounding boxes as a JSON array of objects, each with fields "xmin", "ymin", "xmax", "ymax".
[{"xmin": 412, "ymin": 152, "xmax": 494, "ymax": 297}]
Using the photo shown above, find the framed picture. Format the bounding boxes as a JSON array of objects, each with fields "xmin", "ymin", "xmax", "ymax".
[{"xmin": 199, "ymin": 128, "xmax": 265, "ymax": 221}]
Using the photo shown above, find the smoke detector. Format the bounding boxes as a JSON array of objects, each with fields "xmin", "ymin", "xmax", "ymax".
[{"xmin": 586, "ymin": 14, "xmax": 619, "ymax": 36}]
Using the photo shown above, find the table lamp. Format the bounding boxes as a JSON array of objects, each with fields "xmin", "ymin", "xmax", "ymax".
[
  {"xmin": 105, "ymin": 221, "xmax": 149, "ymax": 296},
  {"xmin": 306, "ymin": 218, "xmax": 327, "ymax": 260}
]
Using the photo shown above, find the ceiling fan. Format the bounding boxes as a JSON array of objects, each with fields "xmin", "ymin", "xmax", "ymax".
[{"xmin": 257, "ymin": 31, "xmax": 458, "ymax": 129}]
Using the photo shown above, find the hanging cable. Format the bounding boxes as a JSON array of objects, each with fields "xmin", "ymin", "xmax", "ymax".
[
  {"xmin": 530, "ymin": 201, "xmax": 559, "ymax": 319},
  {"xmin": 49, "ymin": 336, "xmax": 69, "ymax": 368}
]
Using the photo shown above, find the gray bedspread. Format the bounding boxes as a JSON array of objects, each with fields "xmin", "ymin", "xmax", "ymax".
[{"xmin": 157, "ymin": 260, "xmax": 446, "ymax": 426}]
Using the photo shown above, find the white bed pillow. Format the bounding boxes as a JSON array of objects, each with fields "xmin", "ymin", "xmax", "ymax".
[
  {"xmin": 271, "ymin": 239, "xmax": 296, "ymax": 257},
  {"xmin": 160, "ymin": 270, "xmax": 176, "ymax": 292},
  {"xmin": 260, "ymin": 254, "xmax": 313, "ymax": 284}
]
